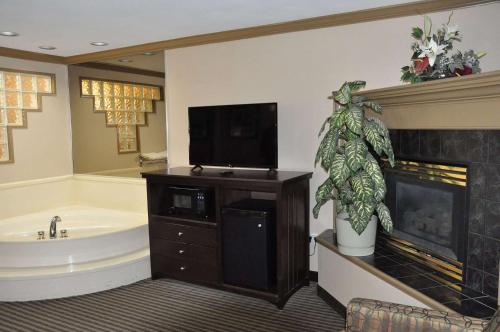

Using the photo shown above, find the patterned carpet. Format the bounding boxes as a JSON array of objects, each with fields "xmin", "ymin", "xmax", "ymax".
[{"xmin": 0, "ymin": 279, "xmax": 345, "ymax": 332}]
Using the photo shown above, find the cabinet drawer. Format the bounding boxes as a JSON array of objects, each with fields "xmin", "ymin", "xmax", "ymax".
[
  {"xmin": 150, "ymin": 239, "xmax": 216, "ymax": 266},
  {"xmin": 151, "ymin": 255, "xmax": 217, "ymax": 285},
  {"xmin": 149, "ymin": 217, "xmax": 217, "ymax": 247}
]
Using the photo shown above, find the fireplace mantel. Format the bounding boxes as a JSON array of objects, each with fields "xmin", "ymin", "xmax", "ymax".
[{"xmin": 357, "ymin": 70, "xmax": 500, "ymax": 129}]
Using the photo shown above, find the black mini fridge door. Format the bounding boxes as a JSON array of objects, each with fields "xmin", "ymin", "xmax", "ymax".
[{"xmin": 221, "ymin": 200, "xmax": 276, "ymax": 290}]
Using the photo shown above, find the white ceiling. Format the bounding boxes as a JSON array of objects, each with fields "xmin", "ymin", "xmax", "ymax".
[
  {"xmin": 0, "ymin": 0, "xmax": 414, "ymax": 57},
  {"xmin": 98, "ymin": 53, "xmax": 165, "ymax": 73}
]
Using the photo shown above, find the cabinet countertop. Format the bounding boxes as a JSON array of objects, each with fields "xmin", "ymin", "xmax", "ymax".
[{"xmin": 142, "ymin": 167, "xmax": 312, "ymax": 183}]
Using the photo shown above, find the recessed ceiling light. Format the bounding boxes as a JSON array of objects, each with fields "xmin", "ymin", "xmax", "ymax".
[
  {"xmin": 90, "ymin": 41, "xmax": 108, "ymax": 46},
  {"xmin": 118, "ymin": 59, "xmax": 132, "ymax": 63},
  {"xmin": 0, "ymin": 31, "xmax": 18, "ymax": 37},
  {"xmin": 39, "ymin": 45, "xmax": 56, "ymax": 50},
  {"xmin": 142, "ymin": 52, "xmax": 155, "ymax": 56}
]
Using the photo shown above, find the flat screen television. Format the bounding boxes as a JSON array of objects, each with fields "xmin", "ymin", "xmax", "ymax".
[{"xmin": 188, "ymin": 103, "xmax": 278, "ymax": 169}]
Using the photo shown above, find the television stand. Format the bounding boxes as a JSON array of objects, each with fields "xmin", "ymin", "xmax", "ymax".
[{"xmin": 142, "ymin": 167, "xmax": 312, "ymax": 308}]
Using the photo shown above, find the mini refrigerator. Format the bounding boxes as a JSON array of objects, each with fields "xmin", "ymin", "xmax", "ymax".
[{"xmin": 221, "ymin": 199, "xmax": 276, "ymax": 290}]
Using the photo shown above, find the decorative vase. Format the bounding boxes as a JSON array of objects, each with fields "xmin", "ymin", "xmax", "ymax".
[{"xmin": 336, "ymin": 212, "xmax": 377, "ymax": 256}]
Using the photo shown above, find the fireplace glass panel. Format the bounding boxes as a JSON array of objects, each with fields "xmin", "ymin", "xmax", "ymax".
[{"xmin": 394, "ymin": 182, "xmax": 456, "ymax": 260}]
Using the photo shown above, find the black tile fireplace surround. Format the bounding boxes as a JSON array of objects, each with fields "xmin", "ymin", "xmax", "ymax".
[{"xmin": 389, "ymin": 129, "xmax": 500, "ymax": 300}]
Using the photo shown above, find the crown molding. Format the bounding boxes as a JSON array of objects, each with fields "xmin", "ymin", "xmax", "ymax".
[
  {"xmin": 0, "ymin": 46, "xmax": 65, "ymax": 64},
  {"xmin": 74, "ymin": 62, "xmax": 164, "ymax": 78},
  {"xmin": 358, "ymin": 70, "xmax": 500, "ymax": 129},
  {"xmin": 63, "ymin": 0, "xmax": 495, "ymax": 64},
  {"xmin": 0, "ymin": 0, "xmax": 495, "ymax": 65}
]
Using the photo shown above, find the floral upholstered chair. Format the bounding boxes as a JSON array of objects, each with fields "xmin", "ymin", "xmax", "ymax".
[{"xmin": 345, "ymin": 298, "xmax": 500, "ymax": 332}]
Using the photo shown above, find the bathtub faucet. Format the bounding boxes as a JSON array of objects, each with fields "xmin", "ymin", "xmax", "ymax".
[{"xmin": 49, "ymin": 216, "xmax": 62, "ymax": 239}]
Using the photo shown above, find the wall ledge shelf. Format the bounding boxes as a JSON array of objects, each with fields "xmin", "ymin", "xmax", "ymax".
[
  {"xmin": 316, "ymin": 230, "xmax": 452, "ymax": 313},
  {"xmin": 354, "ymin": 70, "xmax": 500, "ymax": 129},
  {"xmin": 317, "ymin": 230, "xmax": 499, "ymax": 318}
]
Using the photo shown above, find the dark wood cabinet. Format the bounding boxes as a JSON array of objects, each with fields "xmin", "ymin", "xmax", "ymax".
[
  {"xmin": 150, "ymin": 238, "xmax": 217, "ymax": 264},
  {"xmin": 151, "ymin": 255, "xmax": 218, "ymax": 284},
  {"xmin": 142, "ymin": 167, "xmax": 312, "ymax": 308},
  {"xmin": 149, "ymin": 216, "xmax": 217, "ymax": 247}
]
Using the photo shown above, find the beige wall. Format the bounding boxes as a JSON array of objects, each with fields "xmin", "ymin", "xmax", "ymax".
[
  {"xmin": 0, "ymin": 56, "xmax": 73, "ymax": 184},
  {"xmin": 164, "ymin": 3, "xmax": 500, "ymax": 271},
  {"xmin": 68, "ymin": 65, "xmax": 166, "ymax": 174}
]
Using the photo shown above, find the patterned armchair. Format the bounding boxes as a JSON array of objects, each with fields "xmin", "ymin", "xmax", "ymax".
[{"xmin": 345, "ymin": 298, "xmax": 500, "ymax": 332}]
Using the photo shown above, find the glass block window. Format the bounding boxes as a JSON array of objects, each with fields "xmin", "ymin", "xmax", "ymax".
[
  {"xmin": 0, "ymin": 69, "xmax": 55, "ymax": 163},
  {"xmin": 80, "ymin": 78, "xmax": 162, "ymax": 153}
]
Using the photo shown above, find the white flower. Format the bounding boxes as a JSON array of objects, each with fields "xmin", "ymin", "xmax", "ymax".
[
  {"xmin": 418, "ymin": 39, "xmax": 447, "ymax": 66},
  {"xmin": 446, "ymin": 24, "xmax": 458, "ymax": 35},
  {"xmin": 444, "ymin": 24, "xmax": 459, "ymax": 40}
]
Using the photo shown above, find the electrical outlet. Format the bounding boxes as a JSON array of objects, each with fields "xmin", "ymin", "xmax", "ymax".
[
  {"xmin": 309, "ymin": 233, "xmax": 319, "ymax": 257},
  {"xmin": 309, "ymin": 233, "xmax": 318, "ymax": 243}
]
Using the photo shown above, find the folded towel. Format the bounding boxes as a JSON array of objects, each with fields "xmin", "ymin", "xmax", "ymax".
[{"xmin": 140, "ymin": 150, "xmax": 167, "ymax": 161}]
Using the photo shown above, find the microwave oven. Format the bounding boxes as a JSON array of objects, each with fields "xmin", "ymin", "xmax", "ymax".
[{"xmin": 165, "ymin": 186, "xmax": 213, "ymax": 220}]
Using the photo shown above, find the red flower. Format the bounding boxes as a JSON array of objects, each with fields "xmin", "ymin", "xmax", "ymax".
[
  {"xmin": 414, "ymin": 57, "xmax": 429, "ymax": 73},
  {"xmin": 455, "ymin": 66, "xmax": 473, "ymax": 76}
]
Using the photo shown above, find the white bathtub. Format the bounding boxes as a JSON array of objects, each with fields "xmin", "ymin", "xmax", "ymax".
[{"xmin": 0, "ymin": 205, "xmax": 151, "ymax": 301}]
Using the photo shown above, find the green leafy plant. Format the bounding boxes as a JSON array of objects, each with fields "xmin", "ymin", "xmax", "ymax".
[{"xmin": 313, "ymin": 81, "xmax": 394, "ymax": 235}]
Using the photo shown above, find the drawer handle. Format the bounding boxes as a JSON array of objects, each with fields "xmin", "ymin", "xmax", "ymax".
[
  {"xmin": 178, "ymin": 232, "xmax": 183, "ymax": 237},
  {"xmin": 180, "ymin": 266, "xmax": 186, "ymax": 271},
  {"xmin": 178, "ymin": 249, "xmax": 184, "ymax": 255}
]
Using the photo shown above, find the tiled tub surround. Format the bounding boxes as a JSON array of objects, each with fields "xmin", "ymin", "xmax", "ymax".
[{"xmin": 389, "ymin": 129, "xmax": 500, "ymax": 300}]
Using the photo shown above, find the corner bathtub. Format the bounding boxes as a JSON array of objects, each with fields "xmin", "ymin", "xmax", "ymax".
[{"xmin": 0, "ymin": 206, "xmax": 151, "ymax": 301}]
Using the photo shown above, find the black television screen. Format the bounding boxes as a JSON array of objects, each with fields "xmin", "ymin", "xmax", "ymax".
[{"xmin": 188, "ymin": 103, "xmax": 278, "ymax": 169}]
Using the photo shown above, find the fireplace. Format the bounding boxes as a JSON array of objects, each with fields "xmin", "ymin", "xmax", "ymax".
[
  {"xmin": 344, "ymin": 75, "xmax": 500, "ymax": 315},
  {"xmin": 382, "ymin": 129, "xmax": 500, "ymax": 301},
  {"xmin": 382, "ymin": 159, "xmax": 468, "ymax": 283}
]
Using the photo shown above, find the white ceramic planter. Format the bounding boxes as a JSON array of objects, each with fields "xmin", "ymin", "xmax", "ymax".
[{"xmin": 336, "ymin": 212, "xmax": 377, "ymax": 256}]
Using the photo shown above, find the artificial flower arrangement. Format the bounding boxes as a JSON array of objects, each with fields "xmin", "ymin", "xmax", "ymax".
[{"xmin": 401, "ymin": 14, "xmax": 486, "ymax": 83}]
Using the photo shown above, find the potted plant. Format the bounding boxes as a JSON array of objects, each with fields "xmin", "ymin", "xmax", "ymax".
[
  {"xmin": 313, "ymin": 81, "xmax": 394, "ymax": 256},
  {"xmin": 400, "ymin": 14, "xmax": 485, "ymax": 83}
]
